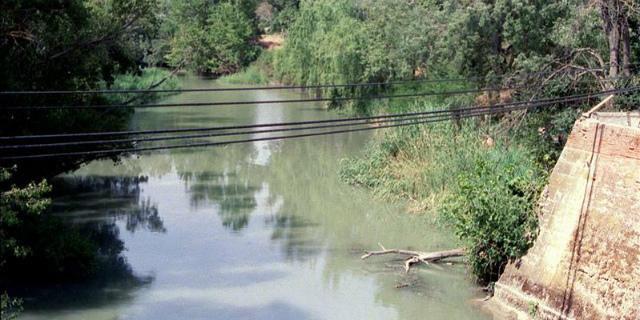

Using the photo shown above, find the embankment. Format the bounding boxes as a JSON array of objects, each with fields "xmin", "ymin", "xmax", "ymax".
[{"xmin": 488, "ymin": 112, "xmax": 640, "ymax": 319}]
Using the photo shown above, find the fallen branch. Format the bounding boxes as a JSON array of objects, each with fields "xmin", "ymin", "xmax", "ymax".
[{"xmin": 361, "ymin": 243, "xmax": 464, "ymax": 272}]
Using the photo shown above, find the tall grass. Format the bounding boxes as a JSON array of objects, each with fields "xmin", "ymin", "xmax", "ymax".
[
  {"xmin": 101, "ymin": 68, "xmax": 180, "ymax": 104},
  {"xmin": 340, "ymin": 97, "xmax": 546, "ymax": 283},
  {"xmin": 219, "ymin": 64, "xmax": 270, "ymax": 85},
  {"xmin": 219, "ymin": 51, "xmax": 274, "ymax": 85}
]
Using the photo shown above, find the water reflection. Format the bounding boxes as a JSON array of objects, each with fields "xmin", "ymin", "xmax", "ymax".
[
  {"xmin": 15, "ymin": 176, "xmax": 162, "ymax": 313},
  {"xmin": 19, "ymin": 76, "xmax": 488, "ymax": 319},
  {"xmin": 250, "ymin": 92, "xmax": 284, "ymax": 166},
  {"xmin": 17, "ymin": 220, "xmax": 154, "ymax": 315},
  {"xmin": 51, "ymin": 175, "xmax": 166, "ymax": 233},
  {"xmin": 266, "ymin": 212, "xmax": 322, "ymax": 261}
]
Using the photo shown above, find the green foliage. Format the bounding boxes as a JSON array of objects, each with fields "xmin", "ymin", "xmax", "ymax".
[
  {"xmin": 219, "ymin": 64, "xmax": 270, "ymax": 85},
  {"xmin": 255, "ymin": 0, "xmax": 299, "ymax": 32},
  {"xmin": 0, "ymin": 0, "xmax": 159, "ymax": 92},
  {"xmin": 0, "ymin": 168, "xmax": 117, "ymax": 284},
  {"xmin": 0, "ymin": 0, "xmax": 167, "ymax": 179},
  {"xmin": 274, "ymin": 0, "xmax": 364, "ymax": 84},
  {"xmin": 339, "ymin": 84, "xmax": 549, "ymax": 282},
  {"xmin": 341, "ymin": 114, "xmax": 544, "ymax": 283},
  {"xmin": 516, "ymin": 107, "xmax": 582, "ymax": 170},
  {"xmin": 0, "ymin": 292, "xmax": 22, "ymax": 320},
  {"xmin": 528, "ymin": 301, "xmax": 539, "ymax": 318},
  {"xmin": 438, "ymin": 1, "xmax": 572, "ymax": 78},
  {"xmin": 441, "ymin": 148, "xmax": 542, "ymax": 282},
  {"xmin": 0, "ymin": 167, "xmax": 51, "ymax": 266},
  {"xmin": 102, "ymin": 67, "xmax": 181, "ymax": 104},
  {"xmin": 274, "ymin": 0, "xmax": 436, "ymax": 111},
  {"xmin": 219, "ymin": 50, "xmax": 275, "ymax": 85},
  {"xmin": 165, "ymin": 0, "xmax": 260, "ymax": 74}
]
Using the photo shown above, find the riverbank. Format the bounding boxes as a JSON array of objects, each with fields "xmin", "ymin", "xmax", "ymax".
[
  {"xmin": 227, "ymin": 45, "xmax": 553, "ymax": 283},
  {"xmin": 14, "ymin": 74, "xmax": 489, "ymax": 320},
  {"xmin": 339, "ymin": 99, "xmax": 549, "ymax": 283}
]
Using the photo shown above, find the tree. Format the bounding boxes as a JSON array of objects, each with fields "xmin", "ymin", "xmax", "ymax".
[
  {"xmin": 0, "ymin": 0, "xmax": 162, "ymax": 180},
  {"xmin": 164, "ymin": 0, "xmax": 260, "ymax": 74},
  {"xmin": 0, "ymin": 168, "xmax": 50, "ymax": 269},
  {"xmin": 598, "ymin": 0, "xmax": 637, "ymax": 77}
]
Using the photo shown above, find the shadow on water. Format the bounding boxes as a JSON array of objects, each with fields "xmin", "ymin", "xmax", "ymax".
[
  {"xmin": 11, "ymin": 175, "xmax": 165, "ymax": 312},
  {"xmin": 51, "ymin": 175, "xmax": 166, "ymax": 233},
  {"xmin": 16, "ymin": 223, "xmax": 154, "ymax": 313}
]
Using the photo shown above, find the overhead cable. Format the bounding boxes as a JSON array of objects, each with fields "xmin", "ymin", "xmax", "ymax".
[
  {"xmin": 2, "ymin": 85, "xmax": 635, "ymax": 143},
  {"xmin": 0, "ymin": 69, "xmax": 586, "ymax": 96},
  {"xmin": 0, "ymin": 85, "xmax": 526, "ymax": 111},
  {"xmin": 3, "ymin": 86, "xmax": 638, "ymax": 160}
]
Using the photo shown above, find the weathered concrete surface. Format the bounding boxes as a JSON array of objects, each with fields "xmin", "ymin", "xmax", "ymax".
[{"xmin": 488, "ymin": 112, "xmax": 640, "ymax": 319}]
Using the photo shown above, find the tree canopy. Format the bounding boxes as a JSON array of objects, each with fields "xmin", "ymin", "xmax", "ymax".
[{"xmin": 161, "ymin": 0, "xmax": 261, "ymax": 74}]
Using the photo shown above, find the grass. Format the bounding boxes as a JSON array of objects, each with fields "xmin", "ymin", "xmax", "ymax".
[
  {"xmin": 219, "ymin": 64, "xmax": 270, "ymax": 85},
  {"xmin": 339, "ymin": 87, "xmax": 548, "ymax": 283},
  {"xmin": 102, "ymin": 67, "xmax": 180, "ymax": 104},
  {"xmin": 219, "ymin": 51, "xmax": 275, "ymax": 85},
  {"xmin": 340, "ymin": 102, "xmax": 497, "ymax": 214}
]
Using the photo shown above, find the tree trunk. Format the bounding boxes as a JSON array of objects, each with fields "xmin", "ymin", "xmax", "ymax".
[
  {"xmin": 621, "ymin": 16, "xmax": 632, "ymax": 76},
  {"xmin": 599, "ymin": 0, "xmax": 626, "ymax": 87}
]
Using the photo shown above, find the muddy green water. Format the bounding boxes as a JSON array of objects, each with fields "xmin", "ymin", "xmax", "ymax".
[{"xmin": 19, "ymin": 76, "xmax": 489, "ymax": 320}]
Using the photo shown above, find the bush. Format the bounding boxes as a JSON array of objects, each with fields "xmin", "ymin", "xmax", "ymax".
[
  {"xmin": 219, "ymin": 65, "xmax": 269, "ymax": 85},
  {"xmin": 0, "ymin": 167, "xmax": 103, "ymax": 284},
  {"xmin": 339, "ymin": 100, "xmax": 545, "ymax": 283},
  {"xmin": 0, "ymin": 167, "xmax": 51, "ymax": 266},
  {"xmin": 441, "ymin": 148, "xmax": 542, "ymax": 283}
]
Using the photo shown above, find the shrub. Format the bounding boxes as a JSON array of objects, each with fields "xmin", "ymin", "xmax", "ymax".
[
  {"xmin": 0, "ymin": 167, "xmax": 101, "ymax": 283},
  {"xmin": 441, "ymin": 148, "xmax": 542, "ymax": 282},
  {"xmin": 0, "ymin": 167, "xmax": 51, "ymax": 266},
  {"xmin": 340, "ymin": 102, "xmax": 545, "ymax": 283},
  {"xmin": 0, "ymin": 292, "xmax": 22, "ymax": 320}
]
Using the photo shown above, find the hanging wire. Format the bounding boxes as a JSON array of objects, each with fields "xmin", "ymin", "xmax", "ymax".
[
  {"xmin": 1, "ymin": 85, "xmax": 634, "ymax": 143},
  {"xmin": 2, "ymin": 86, "xmax": 637, "ymax": 160},
  {"xmin": 0, "ymin": 84, "xmax": 525, "ymax": 111},
  {"xmin": 0, "ymin": 69, "xmax": 597, "ymax": 96}
]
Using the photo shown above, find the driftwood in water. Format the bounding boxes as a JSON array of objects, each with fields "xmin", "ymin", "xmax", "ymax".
[{"xmin": 361, "ymin": 243, "xmax": 465, "ymax": 272}]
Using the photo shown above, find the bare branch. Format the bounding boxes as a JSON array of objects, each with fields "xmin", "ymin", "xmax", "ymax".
[{"xmin": 362, "ymin": 244, "xmax": 465, "ymax": 273}]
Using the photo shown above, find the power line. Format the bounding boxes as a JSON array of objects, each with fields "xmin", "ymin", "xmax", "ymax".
[
  {"xmin": 3, "ymin": 86, "xmax": 638, "ymax": 160},
  {"xmin": 2, "ymin": 85, "xmax": 634, "ymax": 142},
  {"xmin": 0, "ymin": 69, "xmax": 584, "ymax": 96},
  {"xmin": 0, "ymin": 108, "xmax": 513, "ymax": 160},
  {"xmin": 0, "ymin": 115, "xmax": 445, "ymax": 150},
  {"xmin": 1, "ymin": 108, "xmax": 516, "ymax": 150},
  {"xmin": 0, "ymin": 85, "xmax": 526, "ymax": 111},
  {"xmin": 0, "ymin": 95, "xmax": 594, "ymax": 150},
  {"xmin": 3, "ymin": 72, "xmax": 630, "ymax": 111}
]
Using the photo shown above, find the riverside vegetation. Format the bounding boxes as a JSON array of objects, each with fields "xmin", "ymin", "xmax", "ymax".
[
  {"xmin": 1, "ymin": 0, "xmax": 639, "ymax": 315},
  {"xmin": 250, "ymin": 0, "xmax": 640, "ymax": 283},
  {"xmin": 0, "ymin": 0, "xmax": 271, "ymax": 314}
]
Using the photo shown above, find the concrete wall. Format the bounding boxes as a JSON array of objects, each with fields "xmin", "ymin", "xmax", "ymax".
[{"xmin": 488, "ymin": 112, "xmax": 640, "ymax": 319}]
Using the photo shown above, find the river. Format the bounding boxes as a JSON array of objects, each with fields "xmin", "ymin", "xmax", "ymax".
[{"xmin": 18, "ymin": 75, "xmax": 489, "ymax": 320}]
